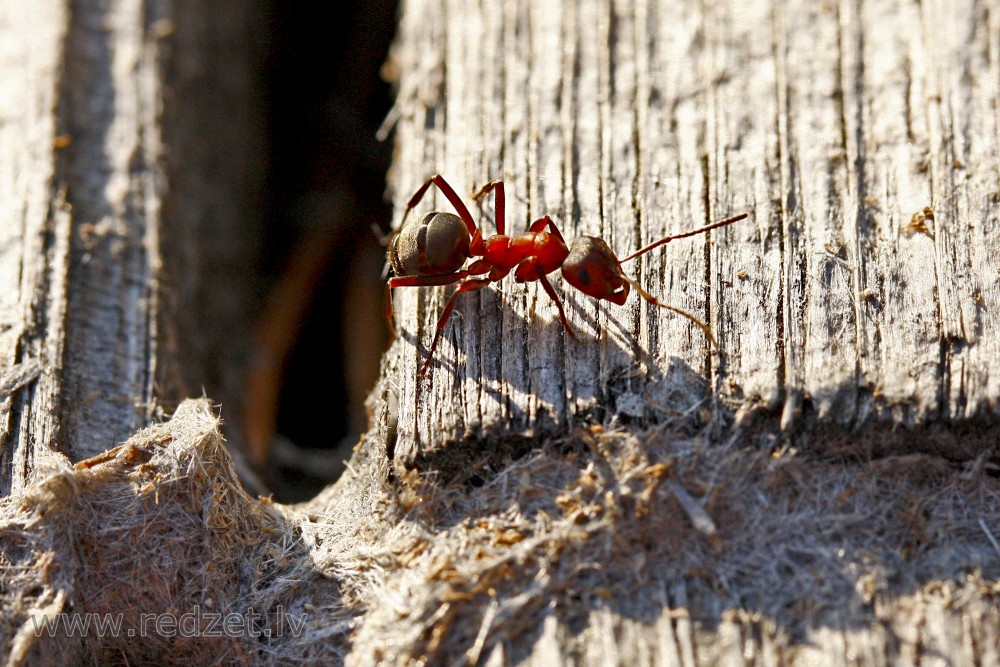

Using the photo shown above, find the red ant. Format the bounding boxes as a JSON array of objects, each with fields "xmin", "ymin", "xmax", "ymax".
[{"xmin": 385, "ymin": 175, "xmax": 747, "ymax": 377}]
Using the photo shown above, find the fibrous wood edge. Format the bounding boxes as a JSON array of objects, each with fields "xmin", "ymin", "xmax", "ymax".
[
  {"xmin": 3, "ymin": 399, "xmax": 998, "ymax": 666},
  {"xmin": 327, "ymin": 411, "xmax": 1000, "ymax": 665},
  {"xmin": 0, "ymin": 399, "xmax": 344, "ymax": 666}
]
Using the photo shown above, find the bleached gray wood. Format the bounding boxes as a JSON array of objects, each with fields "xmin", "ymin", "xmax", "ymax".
[
  {"xmin": 0, "ymin": 2, "xmax": 77, "ymax": 497},
  {"xmin": 0, "ymin": 0, "xmax": 170, "ymax": 496},
  {"xmin": 374, "ymin": 0, "xmax": 1000, "ymax": 664},
  {"xmin": 384, "ymin": 0, "xmax": 1000, "ymax": 463},
  {"xmin": 0, "ymin": 0, "xmax": 266, "ymax": 495}
]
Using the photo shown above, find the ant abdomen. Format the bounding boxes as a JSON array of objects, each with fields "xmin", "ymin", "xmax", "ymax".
[{"xmin": 389, "ymin": 211, "xmax": 471, "ymax": 277}]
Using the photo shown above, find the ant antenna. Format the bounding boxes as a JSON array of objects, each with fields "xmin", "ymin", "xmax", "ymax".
[
  {"xmin": 371, "ymin": 222, "xmax": 393, "ymax": 247},
  {"xmin": 621, "ymin": 213, "xmax": 748, "ymax": 263},
  {"xmin": 617, "ymin": 212, "xmax": 748, "ymax": 346}
]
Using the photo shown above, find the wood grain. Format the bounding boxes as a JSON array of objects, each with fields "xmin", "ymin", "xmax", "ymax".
[
  {"xmin": 0, "ymin": 2, "xmax": 75, "ymax": 496},
  {"xmin": 500, "ymin": 585, "xmax": 1000, "ymax": 667},
  {"xmin": 0, "ymin": 0, "xmax": 267, "ymax": 493},
  {"xmin": 0, "ymin": 0, "xmax": 178, "ymax": 495},
  {"xmin": 0, "ymin": 0, "xmax": 997, "ymax": 663},
  {"xmin": 372, "ymin": 2, "xmax": 1000, "ymax": 659},
  {"xmin": 383, "ymin": 0, "xmax": 1000, "ymax": 465}
]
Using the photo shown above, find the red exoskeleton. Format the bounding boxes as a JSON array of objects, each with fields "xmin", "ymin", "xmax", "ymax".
[{"xmin": 385, "ymin": 175, "xmax": 747, "ymax": 377}]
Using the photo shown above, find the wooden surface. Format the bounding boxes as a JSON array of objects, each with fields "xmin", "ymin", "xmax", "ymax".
[
  {"xmin": 0, "ymin": 0, "xmax": 267, "ymax": 495},
  {"xmin": 382, "ymin": 0, "xmax": 1000, "ymax": 465},
  {"xmin": 0, "ymin": 0, "xmax": 162, "ymax": 497},
  {"xmin": 364, "ymin": 0, "xmax": 1000, "ymax": 662},
  {"xmin": 0, "ymin": 0, "xmax": 171, "ymax": 495},
  {"xmin": 0, "ymin": 4, "xmax": 67, "ymax": 497},
  {"xmin": 515, "ymin": 587, "xmax": 1000, "ymax": 667},
  {"xmin": 1, "ymin": 0, "xmax": 998, "ymax": 664}
]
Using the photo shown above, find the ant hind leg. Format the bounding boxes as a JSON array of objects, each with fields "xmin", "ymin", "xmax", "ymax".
[
  {"xmin": 403, "ymin": 175, "xmax": 477, "ymax": 235},
  {"xmin": 527, "ymin": 215, "xmax": 566, "ymax": 244},
  {"xmin": 471, "ymin": 179, "xmax": 506, "ymax": 235}
]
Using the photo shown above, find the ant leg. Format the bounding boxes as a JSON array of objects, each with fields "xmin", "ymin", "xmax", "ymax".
[
  {"xmin": 402, "ymin": 175, "xmax": 477, "ymax": 235},
  {"xmin": 467, "ymin": 259, "xmax": 493, "ymax": 275},
  {"xmin": 463, "ymin": 258, "xmax": 510, "ymax": 281},
  {"xmin": 383, "ymin": 283, "xmax": 396, "ymax": 339},
  {"xmin": 471, "ymin": 180, "xmax": 505, "ymax": 235},
  {"xmin": 537, "ymin": 272, "xmax": 578, "ymax": 341},
  {"xmin": 388, "ymin": 272, "xmax": 471, "ymax": 288},
  {"xmin": 385, "ymin": 271, "xmax": 471, "ymax": 336},
  {"xmin": 419, "ymin": 277, "xmax": 493, "ymax": 377},
  {"xmin": 512, "ymin": 255, "xmax": 577, "ymax": 340},
  {"xmin": 621, "ymin": 274, "xmax": 717, "ymax": 346},
  {"xmin": 527, "ymin": 215, "xmax": 566, "ymax": 244}
]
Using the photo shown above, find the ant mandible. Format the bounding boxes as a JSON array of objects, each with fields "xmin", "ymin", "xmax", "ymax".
[{"xmin": 384, "ymin": 175, "xmax": 747, "ymax": 378}]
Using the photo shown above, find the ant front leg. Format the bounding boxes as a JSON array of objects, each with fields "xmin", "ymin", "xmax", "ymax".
[
  {"xmin": 513, "ymin": 256, "xmax": 578, "ymax": 341},
  {"xmin": 402, "ymin": 175, "xmax": 477, "ymax": 235},
  {"xmin": 471, "ymin": 179, "xmax": 506, "ymax": 235},
  {"xmin": 419, "ymin": 277, "xmax": 494, "ymax": 378}
]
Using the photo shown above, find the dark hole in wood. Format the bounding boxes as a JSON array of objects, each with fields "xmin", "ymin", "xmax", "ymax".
[{"xmin": 259, "ymin": 0, "xmax": 396, "ymax": 502}]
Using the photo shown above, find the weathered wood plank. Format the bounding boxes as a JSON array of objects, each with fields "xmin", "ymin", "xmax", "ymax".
[
  {"xmin": 385, "ymin": 0, "xmax": 1000, "ymax": 466},
  {"xmin": 363, "ymin": 0, "xmax": 1000, "ymax": 663},
  {"xmin": 59, "ymin": 0, "xmax": 165, "ymax": 459},
  {"xmin": 0, "ymin": 0, "xmax": 173, "ymax": 495},
  {"xmin": 0, "ymin": 2, "xmax": 71, "ymax": 497},
  {"xmin": 0, "ymin": 0, "xmax": 267, "ymax": 494}
]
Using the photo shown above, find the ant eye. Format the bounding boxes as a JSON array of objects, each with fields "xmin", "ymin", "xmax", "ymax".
[{"xmin": 576, "ymin": 268, "xmax": 591, "ymax": 285}]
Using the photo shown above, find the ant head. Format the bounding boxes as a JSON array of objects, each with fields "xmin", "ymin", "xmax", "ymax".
[{"xmin": 561, "ymin": 236, "xmax": 630, "ymax": 304}]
